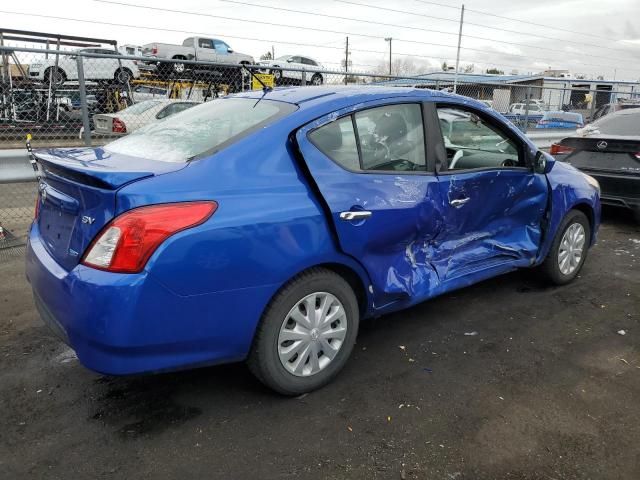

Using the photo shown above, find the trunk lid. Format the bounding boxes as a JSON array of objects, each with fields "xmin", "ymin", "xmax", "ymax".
[
  {"xmin": 561, "ymin": 135, "xmax": 640, "ymax": 173},
  {"xmin": 34, "ymin": 147, "xmax": 187, "ymax": 271}
]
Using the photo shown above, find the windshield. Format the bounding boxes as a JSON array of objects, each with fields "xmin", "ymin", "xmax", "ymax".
[
  {"xmin": 122, "ymin": 100, "xmax": 163, "ymax": 115},
  {"xmin": 276, "ymin": 55, "xmax": 291, "ymax": 60},
  {"xmin": 586, "ymin": 110, "xmax": 640, "ymax": 136},
  {"xmin": 104, "ymin": 98, "xmax": 296, "ymax": 162}
]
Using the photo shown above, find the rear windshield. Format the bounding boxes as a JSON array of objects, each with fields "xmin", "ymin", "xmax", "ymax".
[
  {"xmin": 590, "ymin": 110, "xmax": 640, "ymax": 136},
  {"xmin": 104, "ymin": 98, "xmax": 296, "ymax": 162},
  {"xmin": 122, "ymin": 100, "xmax": 163, "ymax": 114}
]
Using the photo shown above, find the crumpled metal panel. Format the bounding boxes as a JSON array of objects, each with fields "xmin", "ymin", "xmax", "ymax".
[{"xmin": 297, "ymin": 106, "xmax": 550, "ymax": 313}]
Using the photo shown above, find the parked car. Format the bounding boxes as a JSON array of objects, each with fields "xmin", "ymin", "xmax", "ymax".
[
  {"xmin": 93, "ymin": 99, "xmax": 198, "ymax": 135},
  {"xmin": 535, "ymin": 111, "xmax": 584, "ymax": 129},
  {"xmin": 131, "ymin": 85, "xmax": 169, "ymax": 102},
  {"xmin": 551, "ymin": 108, "xmax": 639, "ymax": 221},
  {"xmin": 258, "ymin": 55, "xmax": 325, "ymax": 85},
  {"xmin": 141, "ymin": 37, "xmax": 254, "ymax": 77},
  {"xmin": 590, "ymin": 101, "xmax": 640, "ymax": 122},
  {"xmin": 508, "ymin": 102, "xmax": 545, "ymax": 116},
  {"xmin": 27, "ymin": 86, "xmax": 600, "ymax": 395},
  {"xmin": 28, "ymin": 48, "xmax": 140, "ymax": 86}
]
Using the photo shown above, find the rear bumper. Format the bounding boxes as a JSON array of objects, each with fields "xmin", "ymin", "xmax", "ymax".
[
  {"xmin": 587, "ymin": 171, "xmax": 640, "ymax": 210},
  {"xmin": 26, "ymin": 223, "xmax": 276, "ymax": 375}
]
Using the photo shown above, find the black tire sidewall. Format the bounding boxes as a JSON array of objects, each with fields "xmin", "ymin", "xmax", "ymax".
[
  {"xmin": 250, "ymin": 270, "xmax": 359, "ymax": 395},
  {"xmin": 544, "ymin": 210, "xmax": 591, "ymax": 285}
]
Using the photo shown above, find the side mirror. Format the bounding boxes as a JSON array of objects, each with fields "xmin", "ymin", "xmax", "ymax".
[
  {"xmin": 227, "ymin": 48, "xmax": 234, "ymax": 53},
  {"xmin": 286, "ymin": 58, "xmax": 294, "ymax": 63},
  {"xmin": 533, "ymin": 150, "xmax": 551, "ymax": 174}
]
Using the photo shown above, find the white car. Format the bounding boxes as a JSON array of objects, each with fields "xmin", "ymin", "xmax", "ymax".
[
  {"xmin": 29, "ymin": 48, "xmax": 140, "ymax": 86},
  {"xmin": 508, "ymin": 102, "xmax": 545, "ymax": 115},
  {"xmin": 93, "ymin": 99, "xmax": 198, "ymax": 135},
  {"xmin": 258, "ymin": 55, "xmax": 325, "ymax": 86}
]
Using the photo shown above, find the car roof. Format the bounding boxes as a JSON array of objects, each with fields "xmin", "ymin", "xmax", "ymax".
[{"xmin": 232, "ymin": 85, "xmax": 445, "ymax": 106}]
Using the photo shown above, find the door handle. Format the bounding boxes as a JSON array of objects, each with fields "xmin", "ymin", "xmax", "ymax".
[
  {"xmin": 450, "ymin": 197, "xmax": 470, "ymax": 208},
  {"xmin": 339, "ymin": 211, "xmax": 372, "ymax": 221}
]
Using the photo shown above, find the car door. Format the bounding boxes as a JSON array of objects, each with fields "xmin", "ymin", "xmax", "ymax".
[
  {"xmin": 197, "ymin": 38, "xmax": 217, "ymax": 62},
  {"xmin": 287, "ymin": 56, "xmax": 303, "ymax": 81},
  {"xmin": 429, "ymin": 102, "xmax": 548, "ymax": 281},
  {"xmin": 296, "ymin": 100, "xmax": 444, "ymax": 308}
]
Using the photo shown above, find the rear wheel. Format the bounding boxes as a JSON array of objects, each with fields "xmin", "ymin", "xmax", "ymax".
[
  {"xmin": 114, "ymin": 68, "xmax": 132, "ymax": 84},
  {"xmin": 44, "ymin": 67, "xmax": 66, "ymax": 87},
  {"xmin": 311, "ymin": 73, "xmax": 323, "ymax": 86},
  {"xmin": 172, "ymin": 56, "xmax": 187, "ymax": 76},
  {"xmin": 248, "ymin": 268, "xmax": 359, "ymax": 395},
  {"xmin": 540, "ymin": 210, "xmax": 590, "ymax": 285}
]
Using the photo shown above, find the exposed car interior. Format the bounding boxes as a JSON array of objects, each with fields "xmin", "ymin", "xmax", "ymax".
[{"xmin": 437, "ymin": 107, "xmax": 522, "ymax": 170}]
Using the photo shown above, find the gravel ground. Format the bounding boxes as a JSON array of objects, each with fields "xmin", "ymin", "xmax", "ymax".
[{"xmin": 1, "ymin": 207, "xmax": 639, "ymax": 479}]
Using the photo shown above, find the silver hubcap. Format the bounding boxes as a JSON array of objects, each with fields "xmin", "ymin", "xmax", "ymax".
[
  {"xmin": 278, "ymin": 292, "xmax": 347, "ymax": 377},
  {"xmin": 558, "ymin": 222, "xmax": 585, "ymax": 275},
  {"xmin": 174, "ymin": 63, "xmax": 185, "ymax": 73}
]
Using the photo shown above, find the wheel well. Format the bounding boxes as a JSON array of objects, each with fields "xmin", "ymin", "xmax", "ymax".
[
  {"xmin": 316, "ymin": 263, "xmax": 368, "ymax": 316},
  {"xmin": 172, "ymin": 55, "xmax": 187, "ymax": 60},
  {"xmin": 571, "ymin": 203, "xmax": 595, "ymax": 243}
]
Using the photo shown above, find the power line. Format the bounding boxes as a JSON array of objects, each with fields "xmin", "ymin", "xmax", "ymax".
[
  {"xmin": 3, "ymin": 7, "xmax": 637, "ymax": 75},
  {"xmin": 91, "ymin": 0, "xmax": 640, "ymax": 72},
  {"xmin": 337, "ymin": 0, "xmax": 634, "ymax": 54},
  {"xmin": 411, "ymin": 0, "xmax": 620, "ymax": 42},
  {"xmin": 218, "ymin": 0, "xmax": 636, "ymax": 68}
]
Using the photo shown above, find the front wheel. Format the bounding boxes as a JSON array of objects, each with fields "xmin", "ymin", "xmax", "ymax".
[
  {"xmin": 44, "ymin": 67, "xmax": 66, "ymax": 87},
  {"xmin": 114, "ymin": 68, "xmax": 132, "ymax": 84},
  {"xmin": 539, "ymin": 210, "xmax": 591, "ymax": 285},
  {"xmin": 248, "ymin": 268, "xmax": 359, "ymax": 395},
  {"xmin": 310, "ymin": 73, "xmax": 323, "ymax": 86}
]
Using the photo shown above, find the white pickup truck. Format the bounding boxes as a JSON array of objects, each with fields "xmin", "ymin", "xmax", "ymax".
[{"xmin": 141, "ymin": 37, "xmax": 254, "ymax": 79}]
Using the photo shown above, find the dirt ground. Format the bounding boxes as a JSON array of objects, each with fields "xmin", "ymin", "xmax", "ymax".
[{"xmin": 1, "ymin": 207, "xmax": 639, "ymax": 480}]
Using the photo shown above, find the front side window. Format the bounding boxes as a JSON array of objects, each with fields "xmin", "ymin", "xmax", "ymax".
[
  {"xmin": 198, "ymin": 39, "xmax": 213, "ymax": 49},
  {"xmin": 437, "ymin": 106, "xmax": 522, "ymax": 170},
  {"xmin": 213, "ymin": 40, "xmax": 230, "ymax": 53}
]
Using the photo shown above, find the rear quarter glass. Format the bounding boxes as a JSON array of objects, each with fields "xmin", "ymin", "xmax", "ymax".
[{"xmin": 103, "ymin": 98, "xmax": 297, "ymax": 163}]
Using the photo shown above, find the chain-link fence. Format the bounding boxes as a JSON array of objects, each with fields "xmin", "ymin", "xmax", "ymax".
[{"xmin": 2, "ymin": 45, "xmax": 639, "ymax": 247}]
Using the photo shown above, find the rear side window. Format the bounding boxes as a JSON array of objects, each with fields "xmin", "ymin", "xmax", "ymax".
[
  {"xmin": 308, "ymin": 117, "xmax": 359, "ymax": 170},
  {"xmin": 308, "ymin": 103, "xmax": 426, "ymax": 173},
  {"xmin": 105, "ymin": 98, "xmax": 296, "ymax": 162}
]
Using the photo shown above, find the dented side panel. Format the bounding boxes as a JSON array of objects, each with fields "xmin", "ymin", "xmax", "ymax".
[{"xmin": 433, "ymin": 169, "xmax": 548, "ymax": 281}]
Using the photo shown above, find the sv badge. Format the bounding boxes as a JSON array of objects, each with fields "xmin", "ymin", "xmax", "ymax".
[{"xmin": 81, "ymin": 216, "xmax": 96, "ymax": 225}]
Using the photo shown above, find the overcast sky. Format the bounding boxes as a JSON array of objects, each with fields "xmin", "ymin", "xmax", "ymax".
[{"xmin": 3, "ymin": 0, "xmax": 640, "ymax": 80}]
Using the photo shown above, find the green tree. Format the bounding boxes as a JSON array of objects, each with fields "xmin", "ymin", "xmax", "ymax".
[{"xmin": 485, "ymin": 68, "xmax": 504, "ymax": 75}]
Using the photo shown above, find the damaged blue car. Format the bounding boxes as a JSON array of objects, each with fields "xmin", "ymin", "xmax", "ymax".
[{"xmin": 26, "ymin": 86, "xmax": 601, "ymax": 395}]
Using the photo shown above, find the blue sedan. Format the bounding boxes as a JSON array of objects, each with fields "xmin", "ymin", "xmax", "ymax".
[{"xmin": 26, "ymin": 86, "xmax": 601, "ymax": 394}]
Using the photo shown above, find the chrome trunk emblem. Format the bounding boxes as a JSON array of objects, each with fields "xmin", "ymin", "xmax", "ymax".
[{"xmin": 596, "ymin": 141, "xmax": 608, "ymax": 150}]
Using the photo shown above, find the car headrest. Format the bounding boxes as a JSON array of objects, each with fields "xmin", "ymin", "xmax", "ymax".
[{"xmin": 374, "ymin": 112, "xmax": 407, "ymax": 143}]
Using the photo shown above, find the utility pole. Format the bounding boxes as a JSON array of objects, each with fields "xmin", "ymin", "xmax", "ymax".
[
  {"xmin": 385, "ymin": 37, "xmax": 392, "ymax": 76},
  {"xmin": 271, "ymin": 45, "xmax": 274, "ymax": 60},
  {"xmin": 344, "ymin": 36, "xmax": 349, "ymax": 85},
  {"xmin": 453, "ymin": 4, "xmax": 465, "ymax": 93}
]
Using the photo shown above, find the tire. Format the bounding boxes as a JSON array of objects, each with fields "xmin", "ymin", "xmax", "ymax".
[
  {"xmin": 539, "ymin": 210, "xmax": 591, "ymax": 285},
  {"xmin": 44, "ymin": 67, "xmax": 66, "ymax": 87},
  {"xmin": 311, "ymin": 73, "xmax": 323, "ymax": 86},
  {"xmin": 172, "ymin": 57, "xmax": 187, "ymax": 75},
  {"xmin": 248, "ymin": 268, "xmax": 360, "ymax": 395},
  {"xmin": 114, "ymin": 68, "xmax": 132, "ymax": 84},
  {"xmin": 271, "ymin": 68, "xmax": 282, "ymax": 84}
]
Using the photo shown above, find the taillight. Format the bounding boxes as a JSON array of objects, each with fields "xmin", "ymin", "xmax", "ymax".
[
  {"xmin": 151, "ymin": 44, "xmax": 158, "ymax": 55},
  {"xmin": 35, "ymin": 193, "xmax": 41, "ymax": 219},
  {"xmin": 81, "ymin": 201, "xmax": 217, "ymax": 273},
  {"xmin": 634, "ymin": 152, "xmax": 640, "ymax": 160},
  {"xmin": 550, "ymin": 143, "xmax": 575, "ymax": 156},
  {"xmin": 112, "ymin": 118, "xmax": 126, "ymax": 133}
]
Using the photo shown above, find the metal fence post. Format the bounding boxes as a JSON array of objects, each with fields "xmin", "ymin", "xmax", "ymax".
[
  {"xmin": 590, "ymin": 88, "xmax": 597, "ymax": 121},
  {"xmin": 76, "ymin": 54, "xmax": 92, "ymax": 147},
  {"xmin": 301, "ymin": 68, "xmax": 306, "ymax": 86},
  {"xmin": 523, "ymin": 86, "xmax": 531, "ymax": 133}
]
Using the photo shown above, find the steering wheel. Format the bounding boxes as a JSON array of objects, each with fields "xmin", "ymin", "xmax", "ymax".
[{"xmin": 449, "ymin": 149, "xmax": 464, "ymax": 169}]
